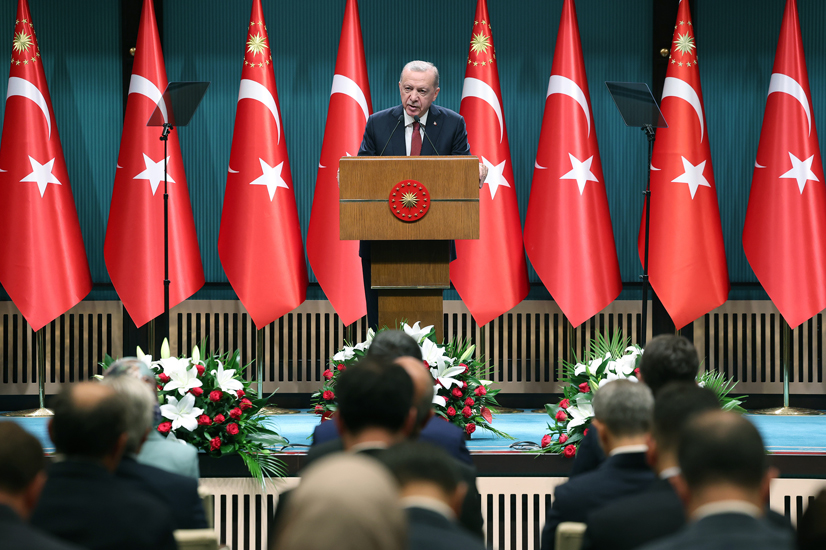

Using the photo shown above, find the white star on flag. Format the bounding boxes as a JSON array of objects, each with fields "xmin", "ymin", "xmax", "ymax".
[
  {"xmin": 672, "ymin": 156, "xmax": 711, "ymax": 199},
  {"xmin": 250, "ymin": 158, "xmax": 289, "ymax": 201},
  {"xmin": 560, "ymin": 153, "xmax": 598, "ymax": 195},
  {"xmin": 481, "ymin": 156, "xmax": 510, "ymax": 200},
  {"xmin": 133, "ymin": 153, "xmax": 174, "ymax": 196},
  {"xmin": 780, "ymin": 152, "xmax": 819, "ymax": 194},
  {"xmin": 21, "ymin": 156, "xmax": 62, "ymax": 198}
]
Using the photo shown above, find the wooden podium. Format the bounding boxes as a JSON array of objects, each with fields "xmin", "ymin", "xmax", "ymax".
[{"xmin": 339, "ymin": 156, "xmax": 479, "ymax": 341}]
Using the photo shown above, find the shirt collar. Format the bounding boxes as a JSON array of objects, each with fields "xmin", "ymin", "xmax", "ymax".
[
  {"xmin": 349, "ymin": 441, "xmax": 389, "ymax": 453},
  {"xmin": 659, "ymin": 466, "xmax": 681, "ymax": 480},
  {"xmin": 609, "ymin": 444, "xmax": 648, "ymax": 456},
  {"xmin": 692, "ymin": 500, "xmax": 762, "ymax": 521},
  {"xmin": 401, "ymin": 495, "xmax": 456, "ymax": 521},
  {"xmin": 404, "ymin": 110, "xmax": 429, "ymax": 128}
]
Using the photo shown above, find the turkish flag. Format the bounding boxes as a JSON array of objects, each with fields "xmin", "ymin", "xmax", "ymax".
[
  {"xmin": 218, "ymin": 0, "xmax": 308, "ymax": 329},
  {"xmin": 0, "ymin": 0, "xmax": 92, "ymax": 331},
  {"xmin": 306, "ymin": 0, "xmax": 372, "ymax": 326},
  {"xmin": 638, "ymin": 0, "xmax": 729, "ymax": 330},
  {"xmin": 743, "ymin": 0, "xmax": 826, "ymax": 329},
  {"xmin": 104, "ymin": 0, "xmax": 204, "ymax": 328},
  {"xmin": 452, "ymin": 0, "xmax": 529, "ymax": 326},
  {"xmin": 523, "ymin": 0, "xmax": 621, "ymax": 328}
]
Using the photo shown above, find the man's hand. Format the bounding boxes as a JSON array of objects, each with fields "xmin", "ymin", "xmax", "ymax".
[
  {"xmin": 478, "ymin": 162, "xmax": 488, "ymax": 189},
  {"xmin": 337, "ymin": 167, "xmax": 340, "ymax": 188}
]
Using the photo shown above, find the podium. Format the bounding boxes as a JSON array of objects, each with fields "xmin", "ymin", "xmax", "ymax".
[{"xmin": 339, "ymin": 156, "xmax": 479, "ymax": 341}]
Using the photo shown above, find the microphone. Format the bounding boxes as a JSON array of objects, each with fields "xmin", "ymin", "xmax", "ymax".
[
  {"xmin": 413, "ymin": 115, "xmax": 440, "ymax": 156},
  {"xmin": 379, "ymin": 114, "xmax": 404, "ymax": 156}
]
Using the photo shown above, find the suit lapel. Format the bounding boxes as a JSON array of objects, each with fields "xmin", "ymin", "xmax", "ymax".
[
  {"xmin": 422, "ymin": 105, "xmax": 444, "ymax": 155},
  {"xmin": 389, "ymin": 106, "xmax": 406, "ymax": 156}
]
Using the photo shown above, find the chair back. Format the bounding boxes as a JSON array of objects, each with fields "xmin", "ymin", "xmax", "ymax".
[{"xmin": 555, "ymin": 521, "xmax": 587, "ymax": 550}]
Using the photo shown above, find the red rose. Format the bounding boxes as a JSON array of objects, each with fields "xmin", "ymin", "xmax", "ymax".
[
  {"xmin": 229, "ymin": 407, "xmax": 242, "ymax": 420},
  {"xmin": 157, "ymin": 421, "xmax": 172, "ymax": 435},
  {"xmin": 578, "ymin": 382, "xmax": 591, "ymax": 393},
  {"xmin": 236, "ymin": 389, "xmax": 245, "ymax": 398},
  {"xmin": 563, "ymin": 444, "xmax": 577, "ymax": 458},
  {"xmin": 189, "ymin": 387, "xmax": 204, "ymax": 397},
  {"xmin": 474, "ymin": 386, "xmax": 487, "ymax": 397},
  {"xmin": 464, "ymin": 397, "xmax": 475, "ymax": 407},
  {"xmin": 583, "ymin": 428, "xmax": 589, "ymax": 436},
  {"xmin": 462, "ymin": 381, "xmax": 468, "ymax": 389},
  {"xmin": 634, "ymin": 368, "xmax": 640, "ymax": 376},
  {"xmin": 559, "ymin": 398, "xmax": 570, "ymax": 409},
  {"xmin": 158, "ymin": 373, "xmax": 170, "ymax": 384},
  {"xmin": 209, "ymin": 390, "xmax": 223, "ymax": 402},
  {"xmin": 197, "ymin": 414, "xmax": 212, "ymax": 426},
  {"xmin": 541, "ymin": 434, "xmax": 552, "ymax": 448},
  {"xmin": 196, "ymin": 365, "xmax": 205, "ymax": 377},
  {"xmin": 226, "ymin": 423, "xmax": 240, "ymax": 435},
  {"xmin": 336, "ymin": 364, "xmax": 346, "ymax": 371},
  {"xmin": 209, "ymin": 437, "xmax": 222, "ymax": 451},
  {"xmin": 323, "ymin": 369, "xmax": 334, "ymax": 380},
  {"xmin": 323, "ymin": 390, "xmax": 335, "ymax": 401},
  {"xmin": 423, "ymin": 360, "xmax": 429, "ymax": 368},
  {"xmin": 462, "ymin": 406, "xmax": 472, "ymax": 418},
  {"xmin": 156, "ymin": 384, "xmax": 163, "ymax": 391},
  {"xmin": 459, "ymin": 363, "xmax": 469, "ymax": 373},
  {"xmin": 239, "ymin": 398, "xmax": 253, "ymax": 411},
  {"xmin": 451, "ymin": 387, "xmax": 463, "ymax": 399},
  {"xmin": 555, "ymin": 410, "xmax": 567, "ymax": 422},
  {"xmin": 465, "ymin": 423, "xmax": 476, "ymax": 435},
  {"xmin": 214, "ymin": 414, "xmax": 226, "ymax": 424},
  {"xmin": 314, "ymin": 405, "xmax": 323, "ymax": 414},
  {"xmin": 447, "ymin": 406, "xmax": 456, "ymax": 417},
  {"xmin": 559, "ymin": 434, "xmax": 569, "ymax": 444}
]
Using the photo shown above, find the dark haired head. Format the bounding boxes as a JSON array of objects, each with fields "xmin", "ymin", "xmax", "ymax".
[
  {"xmin": 336, "ymin": 357, "xmax": 414, "ymax": 436},
  {"xmin": 652, "ymin": 382, "xmax": 720, "ymax": 452},
  {"xmin": 380, "ymin": 441, "xmax": 461, "ymax": 496},
  {"xmin": 678, "ymin": 410, "xmax": 768, "ymax": 490},
  {"xmin": 0, "ymin": 422, "xmax": 44, "ymax": 494},
  {"xmin": 50, "ymin": 382, "xmax": 128, "ymax": 460},
  {"xmin": 367, "ymin": 330, "xmax": 422, "ymax": 362},
  {"xmin": 639, "ymin": 335, "xmax": 699, "ymax": 395}
]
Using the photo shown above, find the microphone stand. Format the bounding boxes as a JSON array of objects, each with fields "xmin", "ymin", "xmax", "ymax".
[
  {"xmin": 157, "ymin": 122, "xmax": 173, "ymax": 353},
  {"xmin": 640, "ymin": 124, "xmax": 655, "ymax": 346}
]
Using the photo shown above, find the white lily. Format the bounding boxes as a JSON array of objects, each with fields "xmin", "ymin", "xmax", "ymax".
[
  {"xmin": 573, "ymin": 362, "xmax": 588, "ymax": 376},
  {"xmin": 429, "ymin": 361, "xmax": 465, "ymax": 390},
  {"xmin": 160, "ymin": 338, "xmax": 171, "ymax": 359},
  {"xmin": 353, "ymin": 328, "xmax": 375, "ymax": 352},
  {"xmin": 211, "ymin": 361, "xmax": 244, "ymax": 397},
  {"xmin": 155, "ymin": 356, "xmax": 190, "ymax": 376},
  {"xmin": 611, "ymin": 353, "xmax": 638, "ymax": 377},
  {"xmin": 163, "ymin": 362, "xmax": 203, "ymax": 395},
  {"xmin": 402, "ymin": 321, "xmax": 433, "ymax": 344},
  {"xmin": 566, "ymin": 402, "xmax": 594, "ymax": 434},
  {"xmin": 420, "ymin": 339, "xmax": 454, "ymax": 369},
  {"xmin": 160, "ymin": 393, "xmax": 203, "ymax": 432},
  {"xmin": 332, "ymin": 346, "xmax": 356, "ymax": 362},
  {"xmin": 136, "ymin": 346, "xmax": 154, "ymax": 368},
  {"xmin": 191, "ymin": 345, "xmax": 202, "ymax": 365},
  {"xmin": 458, "ymin": 345, "xmax": 476, "ymax": 363},
  {"xmin": 432, "ymin": 385, "xmax": 446, "ymax": 407}
]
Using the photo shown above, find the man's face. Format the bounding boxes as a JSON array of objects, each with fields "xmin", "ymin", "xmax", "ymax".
[{"xmin": 399, "ymin": 68, "xmax": 440, "ymax": 118}]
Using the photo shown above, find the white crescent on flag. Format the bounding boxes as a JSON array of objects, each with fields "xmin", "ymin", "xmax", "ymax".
[
  {"xmin": 238, "ymin": 79, "xmax": 281, "ymax": 143},
  {"xmin": 547, "ymin": 75, "xmax": 590, "ymax": 137},
  {"xmin": 330, "ymin": 74, "xmax": 369, "ymax": 122},
  {"xmin": 128, "ymin": 75, "xmax": 167, "ymax": 124},
  {"xmin": 755, "ymin": 162, "xmax": 766, "ymax": 168},
  {"xmin": 768, "ymin": 73, "xmax": 812, "ymax": 137},
  {"xmin": 228, "ymin": 166, "xmax": 239, "ymax": 173},
  {"xmin": 7, "ymin": 77, "xmax": 52, "ymax": 139},
  {"xmin": 462, "ymin": 77, "xmax": 504, "ymax": 144},
  {"xmin": 662, "ymin": 77, "xmax": 704, "ymax": 142},
  {"xmin": 535, "ymin": 161, "xmax": 547, "ymax": 170}
]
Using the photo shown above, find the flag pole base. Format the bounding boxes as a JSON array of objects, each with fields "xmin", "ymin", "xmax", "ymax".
[
  {"xmin": 2, "ymin": 407, "xmax": 53, "ymax": 417},
  {"xmin": 256, "ymin": 406, "xmax": 299, "ymax": 416},
  {"xmin": 751, "ymin": 406, "xmax": 825, "ymax": 416}
]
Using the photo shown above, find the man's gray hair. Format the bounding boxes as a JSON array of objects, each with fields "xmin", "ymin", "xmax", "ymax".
[
  {"xmin": 592, "ymin": 379, "xmax": 653, "ymax": 437},
  {"xmin": 401, "ymin": 60, "xmax": 439, "ymax": 89},
  {"xmin": 99, "ymin": 374, "xmax": 156, "ymax": 455}
]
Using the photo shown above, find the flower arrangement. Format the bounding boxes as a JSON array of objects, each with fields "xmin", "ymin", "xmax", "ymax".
[
  {"xmin": 103, "ymin": 340, "xmax": 286, "ymax": 483},
  {"xmin": 312, "ymin": 322, "xmax": 511, "ymax": 438},
  {"xmin": 536, "ymin": 332, "xmax": 747, "ymax": 456}
]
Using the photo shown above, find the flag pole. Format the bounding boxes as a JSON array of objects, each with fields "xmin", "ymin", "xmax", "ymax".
[{"xmin": 3, "ymin": 327, "xmax": 52, "ymax": 417}]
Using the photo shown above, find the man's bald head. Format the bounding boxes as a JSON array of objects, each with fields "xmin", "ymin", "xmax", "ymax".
[
  {"xmin": 394, "ymin": 356, "xmax": 435, "ymax": 431},
  {"xmin": 50, "ymin": 382, "xmax": 128, "ymax": 461}
]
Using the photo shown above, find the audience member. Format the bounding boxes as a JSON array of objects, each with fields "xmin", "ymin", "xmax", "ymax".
[
  {"xmin": 101, "ymin": 369, "xmax": 207, "ymax": 529},
  {"xmin": 107, "ymin": 357, "xmax": 200, "ymax": 478},
  {"xmin": 541, "ymin": 379, "xmax": 656, "ymax": 550},
  {"xmin": 311, "ymin": 329, "xmax": 472, "ymax": 465},
  {"xmin": 381, "ymin": 442, "xmax": 486, "ymax": 550},
  {"xmin": 637, "ymin": 410, "xmax": 794, "ymax": 550},
  {"xmin": 0, "ymin": 422, "xmax": 83, "ymax": 550},
  {"xmin": 30, "ymin": 382, "xmax": 177, "ymax": 550},
  {"xmin": 269, "ymin": 453, "xmax": 406, "ymax": 550},
  {"xmin": 581, "ymin": 383, "xmax": 720, "ymax": 550},
  {"xmin": 797, "ymin": 488, "xmax": 826, "ymax": 550},
  {"xmin": 571, "ymin": 335, "xmax": 700, "ymax": 477}
]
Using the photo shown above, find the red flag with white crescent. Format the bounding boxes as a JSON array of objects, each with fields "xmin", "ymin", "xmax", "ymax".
[
  {"xmin": 524, "ymin": 0, "xmax": 621, "ymax": 328},
  {"xmin": 638, "ymin": 0, "xmax": 729, "ymax": 329},
  {"xmin": 743, "ymin": 0, "xmax": 826, "ymax": 329},
  {"xmin": 306, "ymin": 0, "xmax": 372, "ymax": 326},
  {"xmin": 0, "ymin": 0, "xmax": 92, "ymax": 331},
  {"xmin": 218, "ymin": 0, "xmax": 308, "ymax": 329},
  {"xmin": 452, "ymin": 0, "xmax": 529, "ymax": 326},
  {"xmin": 104, "ymin": 0, "xmax": 204, "ymax": 328}
]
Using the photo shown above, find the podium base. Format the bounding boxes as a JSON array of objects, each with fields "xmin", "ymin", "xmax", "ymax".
[
  {"xmin": 751, "ymin": 406, "xmax": 825, "ymax": 416},
  {"xmin": 2, "ymin": 407, "xmax": 53, "ymax": 417}
]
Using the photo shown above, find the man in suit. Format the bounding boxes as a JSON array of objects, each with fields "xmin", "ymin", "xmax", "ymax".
[
  {"xmin": 0, "ymin": 422, "xmax": 83, "ymax": 550},
  {"xmin": 581, "ymin": 383, "xmax": 721, "ymax": 550},
  {"xmin": 31, "ymin": 382, "xmax": 178, "ymax": 550},
  {"xmin": 570, "ymin": 335, "xmax": 700, "ymax": 477},
  {"xmin": 311, "ymin": 329, "xmax": 472, "ymax": 465},
  {"xmin": 541, "ymin": 380, "xmax": 656, "ymax": 550},
  {"xmin": 637, "ymin": 410, "xmax": 794, "ymax": 550},
  {"xmin": 101, "ymin": 366, "xmax": 207, "ymax": 529},
  {"xmin": 381, "ymin": 441, "xmax": 486, "ymax": 550}
]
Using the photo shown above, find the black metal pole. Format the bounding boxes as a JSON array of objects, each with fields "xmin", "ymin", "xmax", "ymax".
[
  {"xmin": 160, "ymin": 123, "xmax": 172, "ymax": 353},
  {"xmin": 640, "ymin": 124, "xmax": 655, "ymax": 346}
]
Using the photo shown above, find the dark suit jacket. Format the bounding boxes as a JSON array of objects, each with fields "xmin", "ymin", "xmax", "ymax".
[
  {"xmin": 540, "ymin": 452, "xmax": 656, "ymax": 550},
  {"xmin": 358, "ymin": 104, "xmax": 471, "ymax": 157},
  {"xmin": 406, "ymin": 505, "xmax": 487, "ymax": 550},
  {"xmin": 31, "ymin": 460, "xmax": 178, "ymax": 550},
  {"xmin": 0, "ymin": 504, "xmax": 84, "ymax": 550},
  {"xmin": 569, "ymin": 425, "xmax": 605, "ymax": 477},
  {"xmin": 116, "ymin": 455, "xmax": 208, "ymax": 529},
  {"xmin": 311, "ymin": 415, "xmax": 473, "ymax": 466},
  {"xmin": 637, "ymin": 512, "xmax": 795, "ymax": 550}
]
